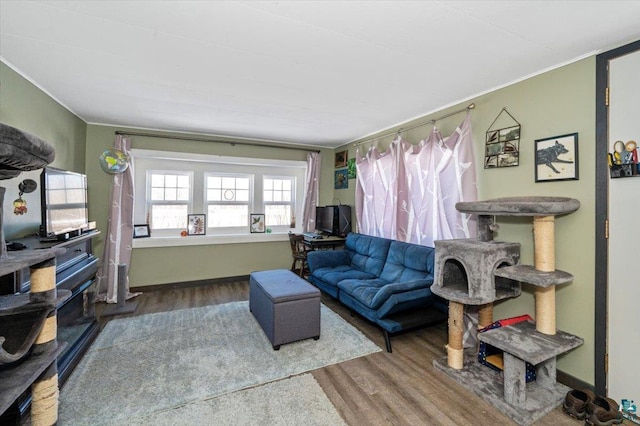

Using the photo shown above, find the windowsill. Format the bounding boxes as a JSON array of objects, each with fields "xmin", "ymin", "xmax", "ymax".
[{"xmin": 132, "ymin": 232, "xmax": 290, "ymax": 248}]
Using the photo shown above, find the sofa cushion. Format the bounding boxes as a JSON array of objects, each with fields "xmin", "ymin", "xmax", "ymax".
[
  {"xmin": 337, "ymin": 278, "xmax": 389, "ymax": 309},
  {"xmin": 379, "ymin": 240, "xmax": 434, "ymax": 283},
  {"xmin": 346, "ymin": 233, "xmax": 392, "ymax": 277},
  {"xmin": 311, "ymin": 266, "xmax": 377, "ymax": 288}
]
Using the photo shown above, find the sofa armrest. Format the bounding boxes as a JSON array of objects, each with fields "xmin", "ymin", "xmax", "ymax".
[
  {"xmin": 307, "ymin": 250, "xmax": 351, "ymax": 272},
  {"xmin": 370, "ymin": 279, "xmax": 431, "ymax": 309}
]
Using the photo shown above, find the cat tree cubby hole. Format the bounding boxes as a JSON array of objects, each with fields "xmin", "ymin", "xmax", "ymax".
[
  {"xmin": 433, "ymin": 239, "xmax": 522, "ymax": 306},
  {"xmin": 440, "ymin": 258, "xmax": 522, "ymax": 303}
]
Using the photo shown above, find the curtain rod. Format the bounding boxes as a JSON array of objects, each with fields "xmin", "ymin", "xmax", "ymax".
[
  {"xmin": 353, "ymin": 103, "xmax": 475, "ymax": 147},
  {"xmin": 114, "ymin": 130, "xmax": 321, "ymax": 153}
]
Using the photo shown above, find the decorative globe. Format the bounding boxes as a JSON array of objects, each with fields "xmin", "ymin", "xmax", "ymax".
[{"xmin": 99, "ymin": 149, "xmax": 129, "ymax": 174}]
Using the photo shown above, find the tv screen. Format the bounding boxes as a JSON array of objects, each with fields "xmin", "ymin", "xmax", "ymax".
[
  {"xmin": 315, "ymin": 206, "xmax": 334, "ymax": 235},
  {"xmin": 40, "ymin": 168, "xmax": 89, "ymax": 238}
]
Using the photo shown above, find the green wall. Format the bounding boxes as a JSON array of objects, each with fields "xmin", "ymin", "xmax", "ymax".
[
  {"xmin": 85, "ymin": 124, "xmax": 336, "ymax": 287},
  {"xmin": 0, "ymin": 62, "xmax": 87, "ymax": 172},
  {"xmin": 0, "ymin": 61, "xmax": 87, "ymax": 239},
  {"xmin": 341, "ymin": 57, "xmax": 596, "ymax": 384}
]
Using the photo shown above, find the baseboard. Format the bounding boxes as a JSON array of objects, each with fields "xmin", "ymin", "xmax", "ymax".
[
  {"xmin": 557, "ymin": 369, "xmax": 594, "ymax": 392},
  {"xmin": 130, "ymin": 275, "xmax": 250, "ymax": 293}
]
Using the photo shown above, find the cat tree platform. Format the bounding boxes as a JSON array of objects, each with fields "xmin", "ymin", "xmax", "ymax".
[{"xmin": 432, "ymin": 196, "xmax": 582, "ymax": 426}]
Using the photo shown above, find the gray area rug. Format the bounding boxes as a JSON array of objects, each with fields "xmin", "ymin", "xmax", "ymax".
[
  {"xmin": 127, "ymin": 374, "xmax": 347, "ymax": 426},
  {"xmin": 59, "ymin": 301, "xmax": 379, "ymax": 425}
]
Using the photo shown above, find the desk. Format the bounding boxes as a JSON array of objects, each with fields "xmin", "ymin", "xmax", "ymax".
[{"xmin": 303, "ymin": 236, "xmax": 345, "ymax": 250}]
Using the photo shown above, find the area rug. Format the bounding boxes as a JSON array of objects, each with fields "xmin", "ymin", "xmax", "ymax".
[
  {"xmin": 59, "ymin": 301, "xmax": 379, "ymax": 425},
  {"xmin": 126, "ymin": 374, "xmax": 347, "ymax": 426}
]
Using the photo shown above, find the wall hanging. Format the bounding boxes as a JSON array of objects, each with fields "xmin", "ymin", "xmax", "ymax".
[
  {"xmin": 484, "ymin": 107, "xmax": 521, "ymax": 169},
  {"xmin": 334, "ymin": 169, "xmax": 348, "ymax": 189},
  {"xmin": 334, "ymin": 150, "xmax": 347, "ymax": 168},
  {"xmin": 534, "ymin": 132, "xmax": 579, "ymax": 182}
]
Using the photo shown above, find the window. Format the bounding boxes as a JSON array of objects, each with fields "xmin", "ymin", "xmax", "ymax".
[
  {"xmin": 132, "ymin": 149, "xmax": 306, "ymax": 239},
  {"xmin": 263, "ymin": 176, "xmax": 294, "ymax": 228},
  {"xmin": 206, "ymin": 174, "xmax": 251, "ymax": 229},
  {"xmin": 147, "ymin": 172, "xmax": 191, "ymax": 230}
]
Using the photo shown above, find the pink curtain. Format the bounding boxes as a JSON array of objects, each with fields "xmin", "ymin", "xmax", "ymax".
[
  {"xmin": 96, "ymin": 135, "xmax": 139, "ymax": 303},
  {"xmin": 302, "ymin": 152, "xmax": 321, "ymax": 233},
  {"xmin": 356, "ymin": 114, "xmax": 477, "ymax": 246}
]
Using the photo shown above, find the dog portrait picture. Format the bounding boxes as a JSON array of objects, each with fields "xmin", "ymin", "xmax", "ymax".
[{"xmin": 535, "ymin": 133, "xmax": 579, "ymax": 182}]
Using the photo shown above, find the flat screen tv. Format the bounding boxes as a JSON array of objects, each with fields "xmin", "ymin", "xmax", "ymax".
[
  {"xmin": 315, "ymin": 205, "xmax": 352, "ymax": 237},
  {"xmin": 315, "ymin": 206, "xmax": 335, "ymax": 235},
  {"xmin": 39, "ymin": 167, "xmax": 89, "ymax": 240}
]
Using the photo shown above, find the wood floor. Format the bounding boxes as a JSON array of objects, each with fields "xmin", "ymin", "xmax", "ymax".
[{"xmin": 95, "ymin": 280, "xmax": 578, "ymax": 426}]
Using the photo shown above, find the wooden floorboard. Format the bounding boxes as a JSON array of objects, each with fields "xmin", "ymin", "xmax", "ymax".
[{"xmin": 94, "ymin": 280, "xmax": 580, "ymax": 426}]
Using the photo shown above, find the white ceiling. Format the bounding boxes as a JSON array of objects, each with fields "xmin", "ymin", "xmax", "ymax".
[{"xmin": 1, "ymin": 1, "xmax": 639, "ymax": 148}]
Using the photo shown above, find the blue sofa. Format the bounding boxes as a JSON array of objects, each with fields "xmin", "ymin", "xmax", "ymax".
[{"xmin": 307, "ymin": 233, "xmax": 447, "ymax": 352}]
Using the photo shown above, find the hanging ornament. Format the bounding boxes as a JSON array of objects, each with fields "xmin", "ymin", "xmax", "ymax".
[
  {"xmin": 13, "ymin": 197, "xmax": 27, "ymax": 215},
  {"xmin": 99, "ymin": 149, "xmax": 129, "ymax": 174},
  {"xmin": 12, "ymin": 179, "xmax": 38, "ymax": 215}
]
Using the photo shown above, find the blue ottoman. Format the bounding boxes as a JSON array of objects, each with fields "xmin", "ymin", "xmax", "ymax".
[{"xmin": 249, "ymin": 269, "xmax": 321, "ymax": 350}]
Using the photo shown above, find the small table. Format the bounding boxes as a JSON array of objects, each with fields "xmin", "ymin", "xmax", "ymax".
[{"xmin": 303, "ymin": 236, "xmax": 345, "ymax": 250}]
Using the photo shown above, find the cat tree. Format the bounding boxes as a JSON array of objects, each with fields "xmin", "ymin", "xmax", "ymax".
[
  {"xmin": 431, "ymin": 196, "xmax": 583, "ymax": 426},
  {"xmin": 1, "ymin": 123, "xmax": 68, "ymax": 425}
]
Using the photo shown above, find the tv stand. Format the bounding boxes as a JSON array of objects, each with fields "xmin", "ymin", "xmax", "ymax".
[{"xmin": 0, "ymin": 231, "xmax": 100, "ymax": 421}]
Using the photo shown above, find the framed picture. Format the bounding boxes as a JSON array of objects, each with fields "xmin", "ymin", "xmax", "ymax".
[
  {"xmin": 484, "ymin": 125, "xmax": 521, "ymax": 169},
  {"xmin": 347, "ymin": 158, "xmax": 356, "ymax": 179},
  {"xmin": 187, "ymin": 214, "xmax": 206, "ymax": 235},
  {"xmin": 133, "ymin": 224, "xmax": 150, "ymax": 238},
  {"xmin": 250, "ymin": 213, "xmax": 265, "ymax": 233},
  {"xmin": 335, "ymin": 150, "xmax": 348, "ymax": 168},
  {"xmin": 334, "ymin": 169, "xmax": 348, "ymax": 189},
  {"xmin": 535, "ymin": 132, "xmax": 579, "ymax": 182}
]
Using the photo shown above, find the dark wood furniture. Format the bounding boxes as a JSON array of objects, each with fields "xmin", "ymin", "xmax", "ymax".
[
  {"xmin": 303, "ymin": 235, "xmax": 345, "ymax": 251},
  {"xmin": 288, "ymin": 233, "xmax": 310, "ymax": 277}
]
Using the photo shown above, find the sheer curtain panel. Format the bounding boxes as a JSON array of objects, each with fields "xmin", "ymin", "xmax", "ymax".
[
  {"xmin": 356, "ymin": 114, "xmax": 477, "ymax": 246},
  {"xmin": 302, "ymin": 152, "xmax": 321, "ymax": 233},
  {"xmin": 96, "ymin": 135, "xmax": 140, "ymax": 303}
]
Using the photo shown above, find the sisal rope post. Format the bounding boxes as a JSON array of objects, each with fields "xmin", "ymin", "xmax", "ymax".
[
  {"xmin": 34, "ymin": 315, "xmax": 57, "ymax": 345},
  {"xmin": 534, "ymin": 215, "xmax": 556, "ymax": 335},
  {"xmin": 478, "ymin": 303, "xmax": 494, "ymax": 328},
  {"xmin": 30, "ymin": 263, "xmax": 56, "ymax": 304},
  {"xmin": 29, "ymin": 259, "xmax": 61, "ymax": 424},
  {"xmin": 31, "ymin": 374, "xmax": 59, "ymax": 426},
  {"xmin": 447, "ymin": 301, "xmax": 464, "ymax": 369}
]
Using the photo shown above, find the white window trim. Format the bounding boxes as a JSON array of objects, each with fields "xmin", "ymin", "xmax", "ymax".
[
  {"xmin": 263, "ymin": 175, "xmax": 296, "ymax": 231},
  {"xmin": 131, "ymin": 149, "xmax": 306, "ymax": 248},
  {"xmin": 204, "ymin": 171, "xmax": 254, "ymax": 235}
]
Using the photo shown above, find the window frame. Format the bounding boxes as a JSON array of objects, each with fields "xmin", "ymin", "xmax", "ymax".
[
  {"xmin": 131, "ymin": 149, "xmax": 307, "ymax": 243},
  {"xmin": 146, "ymin": 170, "xmax": 193, "ymax": 233},
  {"xmin": 263, "ymin": 175, "xmax": 296, "ymax": 231},
  {"xmin": 204, "ymin": 171, "xmax": 254, "ymax": 234}
]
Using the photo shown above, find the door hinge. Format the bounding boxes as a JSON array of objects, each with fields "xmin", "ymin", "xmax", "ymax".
[
  {"xmin": 605, "ymin": 353, "xmax": 608, "ymax": 374},
  {"xmin": 605, "ymin": 219, "xmax": 609, "ymax": 239},
  {"xmin": 605, "ymin": 87, "xmax": 610, "ymax": 106}
]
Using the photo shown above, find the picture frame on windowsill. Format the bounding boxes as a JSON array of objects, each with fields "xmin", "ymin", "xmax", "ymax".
[
  {"xmin": 187, "ymin": 214, "xmax": 206, "ymax": 235},
  {"xmin": 250, "ymin": 213, "xmax": 265, "ymax": 233},
  {"xmin": 133, "ymin": 224, "xmax": 150, "ymax": 238}
]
